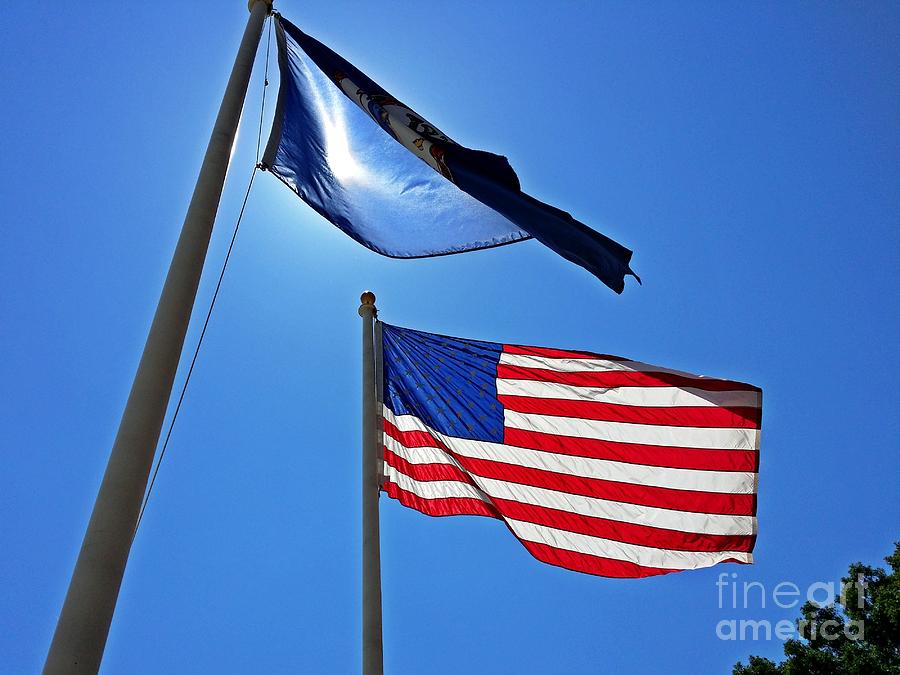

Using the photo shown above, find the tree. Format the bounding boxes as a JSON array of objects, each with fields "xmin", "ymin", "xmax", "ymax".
[{"xmin": 733, "ymin": 542, "xmax": 900, "ymax": 675}]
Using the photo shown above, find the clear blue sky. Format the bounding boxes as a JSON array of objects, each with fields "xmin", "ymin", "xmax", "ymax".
[{"xmin": 1, "ymin": 1, "xmax": 897, "ymax": 673}]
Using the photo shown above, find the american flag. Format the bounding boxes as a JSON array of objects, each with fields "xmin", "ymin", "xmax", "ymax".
[{"xmin": 379, "ymin": 323, "xmax": 762, "ymax": 578}]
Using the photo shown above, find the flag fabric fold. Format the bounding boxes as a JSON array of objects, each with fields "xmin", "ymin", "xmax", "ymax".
[
  {"xmin": 379, "ymin": 323, "xmax": 762, "ymax": 578},
  {"xmin": 264, "ymin": 15, "xmax": 639, "ymax": 293}
]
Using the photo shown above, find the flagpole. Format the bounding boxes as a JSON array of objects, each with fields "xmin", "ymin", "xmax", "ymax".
[
  {"xmin": 43, "ymin": 2, "xmax": 271, "ymax": 673},
  {"xmin": 358, "ymin": 291, "xmax": 384, "ymax": 675}
]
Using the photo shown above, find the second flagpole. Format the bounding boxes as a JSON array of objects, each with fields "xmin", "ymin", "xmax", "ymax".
[{"xmin": 358, "ymin": 291, "xmax": 384, "ymax": 675}]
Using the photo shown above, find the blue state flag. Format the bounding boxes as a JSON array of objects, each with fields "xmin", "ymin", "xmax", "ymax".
[{"xmin": 263, "ymin": 15, "xmax": 639, "ymax": 293}]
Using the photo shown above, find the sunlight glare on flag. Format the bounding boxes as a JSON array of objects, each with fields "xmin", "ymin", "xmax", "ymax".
[{"xmin": 315, "ymin": 84, "xmax": 364, "ymax": 183}]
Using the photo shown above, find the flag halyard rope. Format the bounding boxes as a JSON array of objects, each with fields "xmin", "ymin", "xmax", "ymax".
[{"xmin": 133, "ymin": 14, "xmax": 275, "ymax": 539}]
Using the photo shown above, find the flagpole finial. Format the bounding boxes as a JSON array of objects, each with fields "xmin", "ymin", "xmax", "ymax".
[
  {"xmin": 359, "ymin": 291, "xmax": 377, "ymax": 317},
  {"xmin": 248, "ymin": 0, "xmax": 273, "ymax": 13}
]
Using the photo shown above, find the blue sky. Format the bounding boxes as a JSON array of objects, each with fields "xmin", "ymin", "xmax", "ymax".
[{"xmin": 1, "ymin": 1, "xmax": 897, "ymax": 673}]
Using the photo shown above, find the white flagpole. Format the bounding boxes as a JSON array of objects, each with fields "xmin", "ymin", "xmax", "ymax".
[
  {"xmin": 43, "ymin": 2, "xmax": 271, "ymax": 672},
  {"xmin": 358, "ymin": 291, "xmax": 384, "ymax": 675}
]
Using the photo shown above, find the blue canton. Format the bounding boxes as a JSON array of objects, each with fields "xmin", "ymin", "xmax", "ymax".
[{"xmin": 382, "ymin": 323, "xmax": 504, "ymax": 443}]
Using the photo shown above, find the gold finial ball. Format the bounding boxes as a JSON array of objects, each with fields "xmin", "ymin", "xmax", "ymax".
[{"xmin": 360, "ymin": 291, "xmax": 376, "ymax": 305}]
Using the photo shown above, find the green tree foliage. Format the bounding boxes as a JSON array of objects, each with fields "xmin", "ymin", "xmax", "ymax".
[{"xmin": 733, "ymin": 542, "xmax": 899, "ymax": 675}]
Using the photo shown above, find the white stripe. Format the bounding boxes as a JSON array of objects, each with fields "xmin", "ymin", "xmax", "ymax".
[
  {"xmin": 497, "ymin": 378, "xmax": 761, "ymax": 409},
  {"xmin": 504, "ymin": 410, "xmax": 758, "ymax": 450},
  {"xmin": 383, "ymin": 463, "xmax": 489, "ymax": 503},
  {"xmin": 383, "ymin": 453, "xmax": 756, "ymax": 536},
  {"xmin": 384, "ymin": 441, "xmax": 457, "ymax": 466},
  {"xmin": 507, "ymin": 518, "xmax": 753, "ymax": 570},
  {"xmin": 384, "ymin": 428, "xmax": 756, "ymax": 494},
  {"xmin": 500, "ymin": 353, "xmax": 717, "ymax": 379}
]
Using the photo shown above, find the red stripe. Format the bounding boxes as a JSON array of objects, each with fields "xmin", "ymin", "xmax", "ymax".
[
  {"xmin": 499, "ymin": 394, "xmax": 761, "ymax": 429},
  {"xmin": 497, "ymin": 363, "xmax": 761, "ymax": 392},
  {"xmin": 504, "ymin": 344, "xmax": 629, "ymax": 360},
  {"xmin": 383, "ymin": 448, "xmax": 468, "ymax": 483},
  {"xmin": 383, "ymin": 419, "xmax": 443, "ymax": 450},
  {"xmin": 491, "ymin": 498, "xmax": 756, "ymax": 552},
  {"xmin": 504, "ymin": 427, "xmax": 759, "ymax": 472},
  {"xmin": 450, "ymin": 452, "xmax": 754, "ymax": 515},
  {"xmin": 384, "ymin": 423, "xmax": 755, "ymax": 516},
  {"xmin": 520, "ymin": 540, "xmax": 748, "ymax": 578},
  {"xmin": 383, "ymin": 481, "xmax": 498, "ymax": 519},
  {"xmin": 522, "ymin": 540, "xmax": 676, "ymax": 578},
  {"xmin": 385, "ymin": 417, "xmax": 758, "ymax": 477}
]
